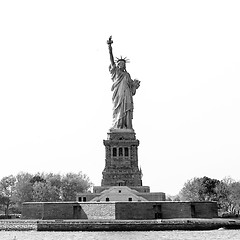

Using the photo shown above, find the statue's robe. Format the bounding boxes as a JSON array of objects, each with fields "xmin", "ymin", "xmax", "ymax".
[{"xmin": 109, "ymin": 64, "xmax": 136, "ymax": 129}]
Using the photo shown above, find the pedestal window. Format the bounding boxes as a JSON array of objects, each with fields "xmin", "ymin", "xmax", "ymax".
[
  {"xmin": 124, "ymin": 147, "xmax": 129, "ymax": 157},
  {"xmin": 111, "ymin": 146, "xmax": 130, "ymax": 158},
  {"xmin": 119, "ymin": 147, "xmax": 123, "ymax": 156},
  {"xmin": 112, "ymin": 147, "xmax": 117, "ymax": 157}
]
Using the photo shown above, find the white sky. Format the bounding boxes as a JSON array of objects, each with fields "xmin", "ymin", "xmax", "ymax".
[{"xmin": 0, "ymin": 0, "xmax": 240, "ymax": 195}]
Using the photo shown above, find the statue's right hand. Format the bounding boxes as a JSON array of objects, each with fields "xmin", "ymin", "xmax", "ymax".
[{"xmin": 107, "ymin": 36, "xmax": 113, "ymax": 45}]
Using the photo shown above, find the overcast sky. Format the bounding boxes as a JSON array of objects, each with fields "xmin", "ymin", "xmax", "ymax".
[{"xmin": 0, "ymin": 0, "xmax": 240, "ymax": 195}]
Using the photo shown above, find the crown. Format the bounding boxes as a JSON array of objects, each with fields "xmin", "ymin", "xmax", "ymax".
[{"xmin": 115, "ymin": 56, "xmax": 130, "ymax": 63}]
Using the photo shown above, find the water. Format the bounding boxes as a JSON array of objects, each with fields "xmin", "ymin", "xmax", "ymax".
[{"xmin": 0, "ymin": 230, "xmax": 240, "ymax": 240}]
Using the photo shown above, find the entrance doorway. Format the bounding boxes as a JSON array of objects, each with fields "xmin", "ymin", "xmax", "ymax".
[
  {"xmin": 73, "ymin": 205, "xmax": 81, "ymax": 219},
  {"xmin": 191, "ymin": 204, "xmax": 196, "ymax": 218},
  {"xmin": 153, "ymin": 204, "xmax": 162, "ymax": 219}
]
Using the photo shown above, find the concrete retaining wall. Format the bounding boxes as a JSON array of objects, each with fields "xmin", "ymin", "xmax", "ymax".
[
  {"xmin": 43, "ymin": 203, "xmax": 76, "ymax": 220},
  {"xmin": 22, "ymin": 202, "xmax": 116, "ymax": 220},
  {"xmin": 22, "ymin": 201, "xmax": 218, "ymax": 220},
  {"xmin": 80, "ymin": 203, "xmax": 115, "ymax": 220},
  {"xmin": 115, "ymin": 202, "xmax": 218, "ymax": 219},
  {"xmin": 21, "ymin": 202, "xmax": 43, "ymax": 219},
  {"xmin": 115, "ymin": 202, "xmax": 191, "ymax": 219},
  {"xmin": 194, "ymin": 202, "xmax": 218, "ymax": 218}
]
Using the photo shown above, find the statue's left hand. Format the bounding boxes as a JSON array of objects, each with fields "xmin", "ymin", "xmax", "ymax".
[{"xmin": 133, "ymin": 79, "xmax": 140, "ymax": 89}]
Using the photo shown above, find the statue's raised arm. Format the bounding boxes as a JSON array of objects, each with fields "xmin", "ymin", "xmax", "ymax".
[{"xmin": 107, "ymin": 36, "xmax": 115, "ymax": 67}]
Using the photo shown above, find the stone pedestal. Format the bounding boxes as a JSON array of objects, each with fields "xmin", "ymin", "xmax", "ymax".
[{"xmin": 101, "ymin": 129, "xmax": 143, "ymax": 187}]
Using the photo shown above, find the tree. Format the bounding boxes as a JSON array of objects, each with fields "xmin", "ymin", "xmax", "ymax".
[
  {"xmin": 13, "ymin": 172, "xmax": 34, "ymax": 213},
  {"xmin": 15, "ymin": 172, "xmax": 34, "ymax": 202},
  {"xmin": 179, "ymin": 177, "xmax": 203, "ymax": 201},
  {"xmin": 45, "ymin": 173, "xmax": 62, "ymax": 189},
  {"xmin": 0, "ymin": 171, "xmax": 92, "ymax": 213},
  {"xmin": 215, "ymin": 177, "xmax": 233, "ymax": 212},
  {"xmin": 29, "ymin": 172, "xmax": 92, "ymax": 202},
  {"xmin": 216, "ymin": 178, "xmax": 240, "ymax": 214},
  {"xmin": 32, "ymin": 181, "xmax": 60, "ymax": 202},
  {"xmin": 45, "ymin": 173, "xmax": 62, "ymax": 200},
  {"xmin": 179, "ymin": 176, "xmax": 220, "ymax": 201},
  {"xmin": 228, "ymin": 182, "xmax": 240, "ymax": 214},
  {"xmin": 199, "ymin": 176, "xmax": 220, "ymax": 201},
  {"xmin": 61, "ymin": 172, "xmax": 92, "ymax": 201},
  {"xmin": 0, "ymin": 175, "xmax": 16, "ymax": 215},
  {"xmin": 0, "ymin": 196, "xmax": 11, "ymax": 216},
  {"xmin": 179, "ymin": 176, "xmax": 240, "ymax": 215},
  {"xmin": 30, "ymin": 174, "xmax": 46, "ymax": 184}
]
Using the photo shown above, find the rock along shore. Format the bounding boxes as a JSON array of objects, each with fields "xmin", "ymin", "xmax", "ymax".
[
  {"xmin": 0, "ymin": 220, "xmax": 37, "ymax": 231},
  {"xmin": 1, "ymin": 219, "xmax": 240, "ymax": 231}
]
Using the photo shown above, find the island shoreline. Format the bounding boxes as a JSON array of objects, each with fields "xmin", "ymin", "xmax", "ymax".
[{"xmin": 1, "ymin": 218, "xmax": 240, "ymax": 231}]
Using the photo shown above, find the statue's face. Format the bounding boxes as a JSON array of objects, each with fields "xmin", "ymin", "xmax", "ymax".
[{"xmin": 117, "ymin": 61, "xmax": 126, "ymax": 70}]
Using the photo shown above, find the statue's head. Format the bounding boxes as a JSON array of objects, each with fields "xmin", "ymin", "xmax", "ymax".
[
  {"xmin": 117, "ymin": 60, "xmax": 126, "ymax": 70},
  {"xmin": 116, "ymin": 57, "xmax": 129, "ymax": 71}
]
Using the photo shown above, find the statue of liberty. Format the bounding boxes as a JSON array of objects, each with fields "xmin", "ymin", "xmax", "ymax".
[{"xmin": 107, "ymin": 36, "xmax": 140, "ymax": 131}]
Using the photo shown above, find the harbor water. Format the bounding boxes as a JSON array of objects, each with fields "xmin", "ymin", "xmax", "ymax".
[{"xmin": 1, "ymin": 230, "xmax": 240, "ymax": 240}]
